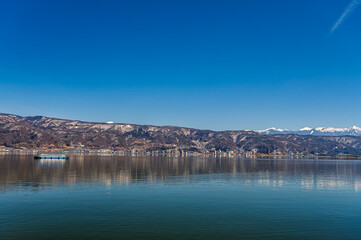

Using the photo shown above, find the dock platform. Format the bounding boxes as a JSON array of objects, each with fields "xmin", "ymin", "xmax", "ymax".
[{"xmin": 34, "ymin": 151, "xmax": 69, "ymax": 160}]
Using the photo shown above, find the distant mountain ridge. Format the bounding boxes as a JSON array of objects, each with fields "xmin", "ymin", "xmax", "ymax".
[
  {"xmin": 257, "ymin": 126, "xmax": 361, "ymax": 136},
  {"xmin": 2, "ymin": 113, "xmax": 361, "ymax": 155}
]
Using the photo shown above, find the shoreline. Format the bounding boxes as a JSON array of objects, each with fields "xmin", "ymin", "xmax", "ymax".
[{"xmin": 1, "ymin": 147, "xmax": 361, "ymax": 160}]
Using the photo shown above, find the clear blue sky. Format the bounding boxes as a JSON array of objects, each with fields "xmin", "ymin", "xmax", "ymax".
[{"xmin": 1, "ymin": 0, "xmax": 361, "ymax": 130}]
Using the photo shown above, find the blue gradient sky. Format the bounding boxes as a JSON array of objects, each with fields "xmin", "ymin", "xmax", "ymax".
[{"xmin": 1, "ymin": 0, "xmax": 361, "ymax": 130}]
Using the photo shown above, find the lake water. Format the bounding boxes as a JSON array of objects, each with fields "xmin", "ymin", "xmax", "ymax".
[{"xmin": 1, "ymin": 154, "xmax": 361, "ymax": 239}]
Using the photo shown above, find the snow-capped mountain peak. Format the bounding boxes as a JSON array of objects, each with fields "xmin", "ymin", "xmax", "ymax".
[
  {"xmin": 350, "ymin": 126, "xmax": 361, "ymax": 130},
  {"xmin": 299, "ymin": 127, "xmax": 312, "ymax": 131},
  {"xmin": 256, "ymin": 127, "xmax": 291, "ymax": 134}
]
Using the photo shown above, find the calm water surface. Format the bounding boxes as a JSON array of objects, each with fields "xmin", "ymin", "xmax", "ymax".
[{"xmin": 1, "ymin": 154, "xmax": 361, "ymax": 239}]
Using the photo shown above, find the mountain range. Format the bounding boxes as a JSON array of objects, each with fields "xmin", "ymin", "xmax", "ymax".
[
  {"xmin": 257, "ymin": 126, "xmax": 361, "ymax": 136},
  {"xmin": 1, "ymin": 113, "xmax": 361, "ymax": 155}
]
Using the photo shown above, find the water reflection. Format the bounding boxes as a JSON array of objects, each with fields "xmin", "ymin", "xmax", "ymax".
[
  {"xmin": 36, "ymin": 159, "xmax": 66, "ymax": 167},
  {"xmin": 1, "ymin": 154, "xmax": 361, "ymax": 191}
]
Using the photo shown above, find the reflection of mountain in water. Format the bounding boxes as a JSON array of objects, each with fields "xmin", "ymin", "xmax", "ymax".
[{"xmin": 1, "ymin": 154, "xmax": 361, "ymax": 191}]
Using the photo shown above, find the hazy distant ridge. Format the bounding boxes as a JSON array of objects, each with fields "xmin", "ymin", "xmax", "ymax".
[{"xmin": 257, "ymin": 126, "xmax": 361, "ymax": 136}]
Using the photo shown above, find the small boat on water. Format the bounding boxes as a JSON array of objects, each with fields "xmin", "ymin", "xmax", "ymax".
[{"xmin": 34, "ymin": 151, "xmax": 69, "ymax": 160}]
